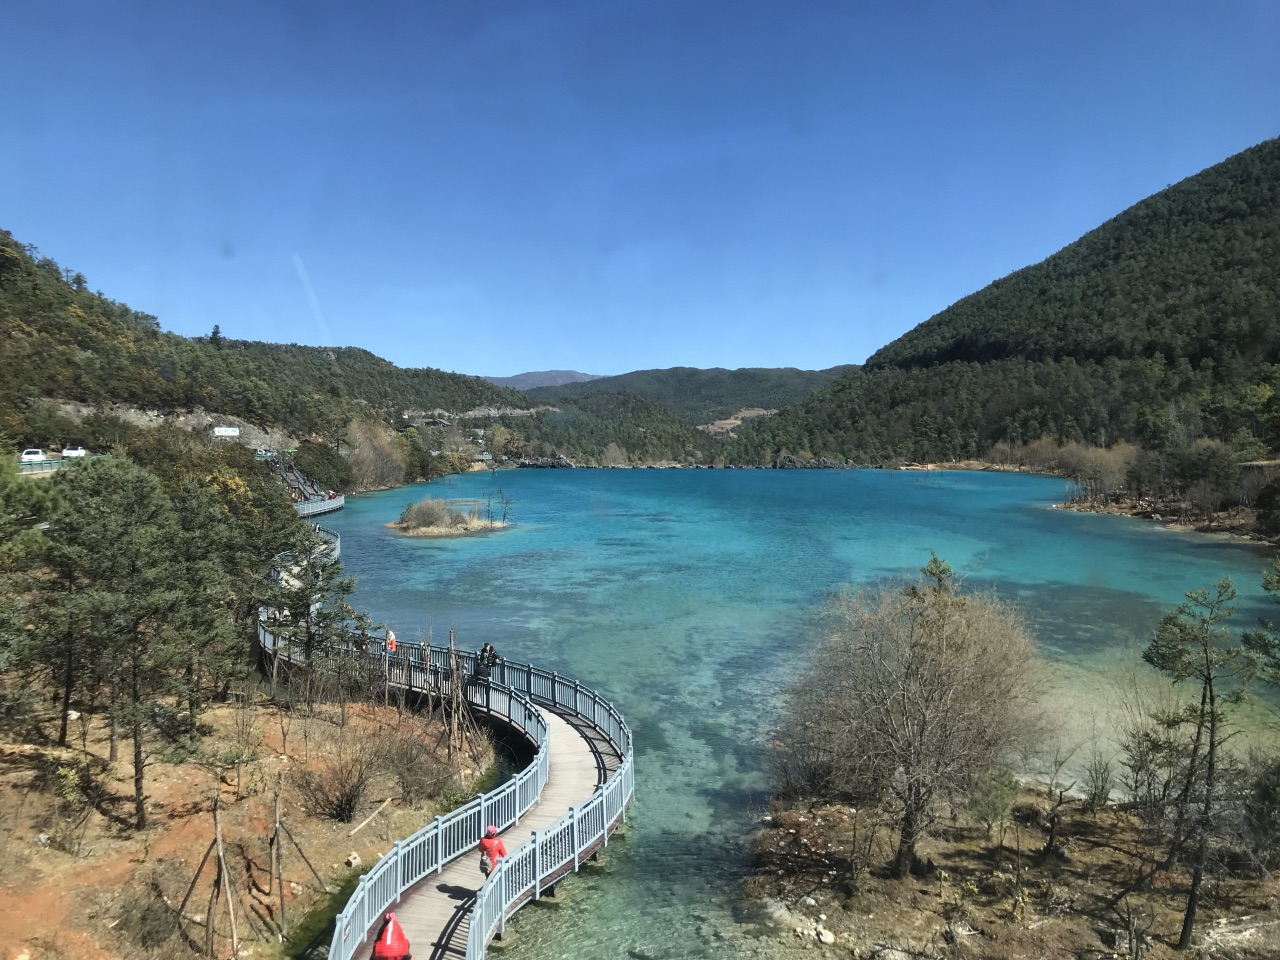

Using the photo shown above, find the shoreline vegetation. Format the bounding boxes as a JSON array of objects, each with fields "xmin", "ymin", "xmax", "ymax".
[
  {"xmin": 906, "ymin": 436, "xmax": 1280, "ymax": 548},
  {"xmin": 755, "ymin": 556, "xmax": 1280, "ymax": 957},
  {"xmin": 388, "ymin": 494, "xmax": 512, "ymax": 538}
]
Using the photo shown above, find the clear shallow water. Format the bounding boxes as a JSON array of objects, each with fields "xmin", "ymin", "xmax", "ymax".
[{"xmin": 322, "ymin": 469, "xmax": 1275, "ymax": 959}]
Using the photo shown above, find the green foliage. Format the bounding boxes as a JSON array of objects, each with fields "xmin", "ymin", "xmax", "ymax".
[
  {"xmin": 869, "ymin": 138, "xmax": 1280, "ymax": 374},
  {"xmin": 41, "ymin": 458, "xmax": 187, "ymax": 827},
  {"xmin": 0, "ymin": 430, "xmax": 324, "ymax": 829},
  {"xmin": 967, "ymin": 768, "xmax": 1019, "ymax": 839},
  {"xmin": 1142, "ymin": 578, "xmax": 1255, "ymax": 949},
  {"xmin": 1245, "ymin": 755, "xmax": 1280, "ymax": 867},
  {"xmin": 265, "ymin": 526, "xmax": 368, "ymax": 664},
  {"xmin": 1255, "ymin": 480, "xmax": 1280, "ymax": 536},
  {"xmin": 526, "ymin": 365, "xmax": 854, "ymax": 425},
  {"xmin": 291, "ymin": 440, "xmax": 355, "ymax": 494},
  {"xmin": 1143, "ymin": 579, "xmax": 1247, "ymax": 695}
]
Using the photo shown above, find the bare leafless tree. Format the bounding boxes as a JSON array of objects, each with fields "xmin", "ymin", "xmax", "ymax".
[{"xmin": 776, "ymin": 554, "xmax": 1044, "ymax": 878}]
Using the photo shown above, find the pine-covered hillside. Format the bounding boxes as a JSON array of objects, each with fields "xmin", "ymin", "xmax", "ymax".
[
  {"xmin": 727, "ymin": 137, "xmax": 1280, "ymax": 465},
  {"xmin": 0, "ymin": 231, "xmax": 532, "ymax": 443},
  {"xmin": 496, "ymin": 391, "xmax": 718, "ymax": 465}
]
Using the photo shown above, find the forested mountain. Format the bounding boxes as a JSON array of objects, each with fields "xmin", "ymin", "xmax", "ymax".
[
  {"xmin": 0, "ymin": 231, "xmax": 531, "ymax": 444},
  {"xmin": 485, "ymin": 370, "xmax": 602, "ymax": 389},
  {"xmin": 726, "ymin": 137, "xmax": 1280, "ymax": 465},
  {"xmin": 494, "ymin": 391, "xmax": 717, "ymax": 464},
  {"xmin": 526, "ymin": 365, "xmax": 855, "ymax": 424}
]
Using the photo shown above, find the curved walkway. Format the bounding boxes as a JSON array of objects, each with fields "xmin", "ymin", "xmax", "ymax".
[
  {"xmin": 259, "ymin": 541, "xmax": 633, "ymax": 960},
  {"xmin": 389, "ymin": 705, "xmax": 622, "ymax": 958}
]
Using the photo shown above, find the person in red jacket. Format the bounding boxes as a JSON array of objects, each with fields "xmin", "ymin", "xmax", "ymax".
[{"xmin": 478, "ymin": 824, "xmax": 506, "ymax": 878}]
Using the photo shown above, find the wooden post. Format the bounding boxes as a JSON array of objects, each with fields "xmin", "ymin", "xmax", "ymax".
[
  {"xmin": 266, "ymin": 797, "xmax": 276, "ymax": 899},
  {"xmin": 205, "ymin": 794, "xmax": 221, "ymax": 958},
  {"xmin": 280, "ymin": 821, "xmax": 331, "ymax": 892},
  {"xmin": 214, "ymin": 794, "xmax": 239, "ymax": 956},
  {"xmin": 275, "ymin": 785, "xmax": 287, "ymax": 939},
  {"xmin": 205, "ymin": 863, "xmax": 219, "ymax": 958},
  {"xmin": 178, "ymin": 839, "xmax": 217, "ymax": 919}
]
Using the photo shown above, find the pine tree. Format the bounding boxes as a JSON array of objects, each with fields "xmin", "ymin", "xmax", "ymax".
[
  {"xmin": 1143, "ymin": 579, "xmax": 1254, "ymax": 949},
  {"xmin": 45, "ymin": 459, "xmax": 183, "ymax": 828}
]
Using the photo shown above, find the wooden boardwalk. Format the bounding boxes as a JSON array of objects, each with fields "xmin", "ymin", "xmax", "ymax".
[{"xmin": 365, "ymin": 704, "xmax": 624, "ymax": 960}]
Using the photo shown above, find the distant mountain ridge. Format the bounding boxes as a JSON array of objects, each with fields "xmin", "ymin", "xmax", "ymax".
[
  {"xmin": 485, "ymin": 370, "xmax": 603, "ymax": 390},
  {"xmin": 526, "ymin": 365, "xmax": 856, "ymax": 425},
  {"xmin": 726, "ymin": 136, "xmax": 1280, "ymax": 465}
]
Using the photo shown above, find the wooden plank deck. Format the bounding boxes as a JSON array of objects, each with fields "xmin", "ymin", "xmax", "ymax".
[{"xmin": 365, "ymin": 704, "xmax": 622, "ymax": 960}]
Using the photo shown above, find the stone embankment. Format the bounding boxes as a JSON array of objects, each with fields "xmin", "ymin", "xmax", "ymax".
[
  {"xmin": 517, "ymin": 456, "xmax": 575, "ymax": 469},
  {"xmin": 774, "ymin": 455, "xmax": 859, "ymax": 469}
]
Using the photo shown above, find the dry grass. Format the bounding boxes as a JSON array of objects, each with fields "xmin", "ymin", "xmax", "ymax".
[{"xmin": 0, "ymin": 688, "xmax": 491, "ymax": 960}]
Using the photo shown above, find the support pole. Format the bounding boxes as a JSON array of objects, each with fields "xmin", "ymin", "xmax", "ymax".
[
  {"xmin": 275, "ymin": 786, "xmax": 288, "ymax": 939},
  {"xmin": 280, "ymin": 821, "xmax": 331, "ymax": 892},
  {"xmin": 214, "ymin": 794, "xmax": 239, "ymax": 956},
  {"xmin": 178, "ymin": 839, "xmax": 217, "ymax": 919}
]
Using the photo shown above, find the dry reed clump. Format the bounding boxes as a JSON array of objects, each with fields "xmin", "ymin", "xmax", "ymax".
[
  {"xmin": 297, "ymin": 709, "xmax": 487, "ymax": 822},
  {"xmin": 95, "ymin": 860, "xmax": 196, "ymax": 959},
  {"xmin": 397, "ymin": 498, "xmax": 480, "ymax": 531},
  {"xmin": 382, "ymin": 724, "xmax": 461, "ymax": 807},
  {"xmin": 298, "ymin": 718, "xmax": 387, "ymax": 822}
]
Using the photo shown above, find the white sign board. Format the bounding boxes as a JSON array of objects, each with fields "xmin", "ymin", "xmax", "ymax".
[{"xmin": 213, "ymin": 426, "xmax": 240, "ymax": 437}]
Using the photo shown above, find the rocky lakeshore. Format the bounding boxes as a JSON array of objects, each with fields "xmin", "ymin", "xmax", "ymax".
[{"xmin": 749, "ymin": 792, "xmax": 1280, "ymax": 959}]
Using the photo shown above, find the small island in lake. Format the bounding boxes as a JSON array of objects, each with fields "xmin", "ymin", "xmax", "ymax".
[{"xmin": 388, "ymin": 495, "xmax": 512, "ymax": 538}]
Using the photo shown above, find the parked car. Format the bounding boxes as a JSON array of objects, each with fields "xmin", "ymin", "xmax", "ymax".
[
  {"xmin": 61, "ymin": 445, "xmax": 87, "ymax": 458},
  {"xmin": 20, "ymin": 449, "xmax": 45, "ymax": 462}
]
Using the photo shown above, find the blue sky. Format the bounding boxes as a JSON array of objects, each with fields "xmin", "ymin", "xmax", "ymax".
[{"xmin": 4, "ymin": 2, "xmax": 1278, "ymax": 377}]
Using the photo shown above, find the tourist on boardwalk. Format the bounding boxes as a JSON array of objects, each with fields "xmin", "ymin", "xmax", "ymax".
[
  {"xmin": 475, "ymin": 642, "xmax": 500, "ymax": 683},
  {"xmin": 478, "ymin": 824, "xmax": 507, "ymax": 878}
]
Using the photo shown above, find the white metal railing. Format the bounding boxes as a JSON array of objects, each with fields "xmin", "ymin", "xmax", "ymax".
[
  {"xmin": 259, "ymin": 529, "xmax": 633, "ymax": 960},
  {"xmin": 17, "ymin": 454, "xmax": 106, "ymax": 475},
  {"xmin": 293, "ymin": 494, "xmax": 345, "ymax": 517},
  {"xmin": 466, "ymin": 663, "xmax": 634, "ymax": 955},
  {"xmin": 313, "ymin": 524, "xmax": 340, "ymax": 560}
]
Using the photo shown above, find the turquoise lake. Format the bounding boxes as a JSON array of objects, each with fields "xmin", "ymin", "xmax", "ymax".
[{"xmin": 321, "ymin": 468, "xmax": 1276, "ymax": 959}]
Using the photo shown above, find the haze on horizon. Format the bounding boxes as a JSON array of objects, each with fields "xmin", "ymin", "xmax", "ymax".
[{"xmin": 3, "ymin": 1, "xmax": 1278, "ymax": 378}]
